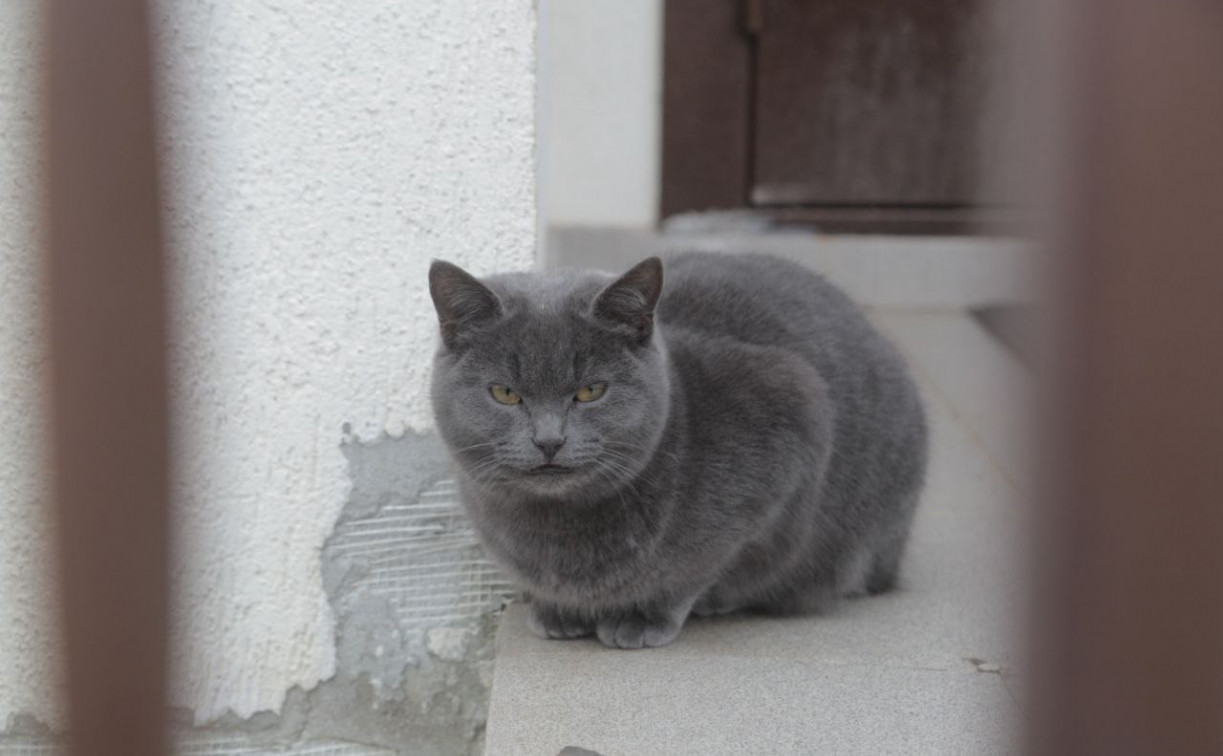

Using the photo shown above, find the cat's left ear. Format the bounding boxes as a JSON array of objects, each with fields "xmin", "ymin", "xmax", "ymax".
[{"xmin": 592, "ymin": 257, "xmax": 663, "ymax": 343}]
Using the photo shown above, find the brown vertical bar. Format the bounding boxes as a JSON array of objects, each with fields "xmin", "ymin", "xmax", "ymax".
[
  {"xmin": 1033, "ymin": 0, "xmax": 1223, "ymax": 754},
  {"xmin": 660, "ymin": 0, "xmax": 754, "ymax": 218},
  {"xmin": 44, "ymin": 0, "xmax": 170, "ymax": 755}
]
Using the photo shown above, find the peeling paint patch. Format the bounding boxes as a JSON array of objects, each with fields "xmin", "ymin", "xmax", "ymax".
[
  {"xmin": 326, "ymin": 430, "xmax": 518, "ymax": 685},
  {"xmin": 0, "ymin": 737, "xmax": 395, "ymax": 756},
  {"xmin": 0, "ymin": 740, "xmax": 58, "ymax": 756},
  {"xmin": 1, "ymin": 431, "xmax": 518, "ymax": 756},
  {"xmin": 301, "ymin": 430, "xmax": 517, "ymax": 753},
  {"xmin": 427, "ymin": 627, "xmax": 477, "ymax": 663},
  {"xmin": 176, "ymin": 736, "xmax": 395, "ymax": 755},
  {"xmin": 327, "ymin": 476, "xmax": 517, "ymax": 637}
]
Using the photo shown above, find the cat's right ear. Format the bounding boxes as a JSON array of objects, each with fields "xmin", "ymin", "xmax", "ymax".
[{"xmin": 429, "ymin": 260, "xmax": 502, "ymax": 348}]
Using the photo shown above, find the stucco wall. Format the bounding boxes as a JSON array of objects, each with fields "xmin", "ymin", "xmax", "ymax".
[
  {"xmin": 0, "ymin": 0, "xmax": 535, "ymax": 731},
  {"xmin": 537, "ymin": 0, "xmax": 662, "ymax": 230},
  {"xmin": 0, "ymin": 0, "xmax": 64, "ymax": 733}
]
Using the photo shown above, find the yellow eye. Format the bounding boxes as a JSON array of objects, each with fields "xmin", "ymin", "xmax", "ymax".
[
  {"xmin": 574, "ymin": 383, "xmax": 608, "ymax": 403},
  {"xmin": 490, "ymin": 385, "xmax": 521, "ymax": 405}
]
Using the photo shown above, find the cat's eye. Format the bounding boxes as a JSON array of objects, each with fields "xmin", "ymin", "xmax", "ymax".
[
  {"xmin": 490, "ymin": 385, "xmax": 522, "ymax": 405},
  {"xmin": 574, "ymin": 383, "xmax": 608, "ymax": 403}
]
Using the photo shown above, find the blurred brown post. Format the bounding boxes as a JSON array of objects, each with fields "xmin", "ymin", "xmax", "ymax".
[
  {"xmin": 1033, "ymin": 0, "xmax": 1223, "ymax": 754},
  {"xmin": 44, "ymin": 0, "xmax": 170, "ymax": 754}
]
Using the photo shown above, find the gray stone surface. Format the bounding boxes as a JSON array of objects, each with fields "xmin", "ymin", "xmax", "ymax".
[
  {"xmin": 484, "ymin": 310, "xmax": 1026, "ymax": 756},
  {"xmin": 545, "ymin": 226, "xmax": 1033, "ymax": 309},
  {"xmin": 489, "ymin": 646, "xmax": 1014, "ymax": 756}
]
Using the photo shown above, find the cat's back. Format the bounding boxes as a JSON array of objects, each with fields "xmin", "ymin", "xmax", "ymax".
[
  {"xmin": 658, "ymin": 252, "xmax": 873, "ymax": 357},
  {"xmin": 658, "ymin": 254, "xmax": 926, "ymax": 593},
  {"xmin": 658, "ymin": 252, "xmax": 924, "ymax": 470}
]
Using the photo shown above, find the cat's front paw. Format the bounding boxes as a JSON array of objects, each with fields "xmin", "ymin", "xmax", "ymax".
[
  {"xmin": 527, "ymin": 600, "xmax": 595, "ymax": 640},
  {"xmin": 595, "ymin": 607, "xmax": 686, "ymax": 649}
]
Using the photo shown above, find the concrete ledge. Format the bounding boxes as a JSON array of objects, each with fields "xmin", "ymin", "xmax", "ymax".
[{"xmin": 546, "ymin": 227, "xmax": 1035, "ymax": 310}]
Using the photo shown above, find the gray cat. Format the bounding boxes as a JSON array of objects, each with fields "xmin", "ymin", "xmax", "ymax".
[{"xmin": 428, "ymin": 252, "xmax": 927, "ymax": 649}]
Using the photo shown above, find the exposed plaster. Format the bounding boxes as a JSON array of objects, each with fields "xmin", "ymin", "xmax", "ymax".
[{"xmin": 3, "ymin": 431, "xmax": 517, "ymax": 756}]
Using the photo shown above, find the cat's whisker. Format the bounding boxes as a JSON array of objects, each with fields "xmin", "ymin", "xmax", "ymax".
[
  {"xmin": 600, "ymin": 445, "xmax": 665, "ymax": 479},
  {"xmin": 596, "ymin": 455, "xmax": 638, "ymax": 481},
  {"xmin": 603, "ymin": 440, "xmax": 650, "ymax": 450},
  {"xmin": 461, "ymin": 452, "xmax": 508, "ymax": 489},
  {"xmin": 589, "ymin": 461, "xmax": 632, "ymax": 512},
  {"xmin": 598, "ymin": 449, "xmax": 661, "ymax": 491},
  {"xmin": 593, "ymin": 457, "xmax": 646, "ymax": 501},
  {"xmin": 453, "ymin": 441, "xmax": 499, "ymax": 454}
]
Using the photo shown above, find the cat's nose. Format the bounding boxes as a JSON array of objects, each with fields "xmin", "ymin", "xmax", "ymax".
[{"xmin": 533, "ymin": 436, "xmax": 567, "ymax": 461}]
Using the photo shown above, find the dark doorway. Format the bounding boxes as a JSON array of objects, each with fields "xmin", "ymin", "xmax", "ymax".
[{"xmin": 662, "ymin": 0, "xmax": 1001, "ymax": 233}]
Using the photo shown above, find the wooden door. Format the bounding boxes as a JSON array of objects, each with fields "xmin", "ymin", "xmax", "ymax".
[
  {"xmin": 751, "ymin": 0, "xmax": 990, "ymax": 207},
  {"xmin": 662, "ymin": 0, "xmax": 999, "ymax": 232}
]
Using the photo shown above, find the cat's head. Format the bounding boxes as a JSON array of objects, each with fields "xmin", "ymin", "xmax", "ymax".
[{"xmin": 428, "ymin": 258, "xmax": 670, "ymax": 499}]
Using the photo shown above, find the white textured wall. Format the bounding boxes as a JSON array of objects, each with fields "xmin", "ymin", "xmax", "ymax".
[
  {"xmin": 0, "ymin": 0, "xmax": 65, "ymax": 731},
  {"xmin": 538, "ymin": 0, "xmax": 662, "ymax": 229},
  {"xmin": 0, "ymin": 0, "xmax": 535, "ymax": 728}
]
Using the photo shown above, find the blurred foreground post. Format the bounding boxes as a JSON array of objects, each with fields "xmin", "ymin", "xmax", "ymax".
[
  {"xmin": 45, "ymin": 0, "xmax": 170, "ymax": 754},
  {"xmin": 1035, "ymin": 1, "xmax": 1223, "ymax": 754}
]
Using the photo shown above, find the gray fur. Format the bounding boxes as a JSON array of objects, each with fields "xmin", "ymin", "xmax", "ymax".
[{"xmin": 428, "ymin": 253, "xmax": 927, "ymax": 649}]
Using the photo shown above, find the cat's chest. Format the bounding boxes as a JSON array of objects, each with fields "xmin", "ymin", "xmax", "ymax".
[{"xmin": 488, "ymin": 498, "xmax": 659, "ymax": 601}]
